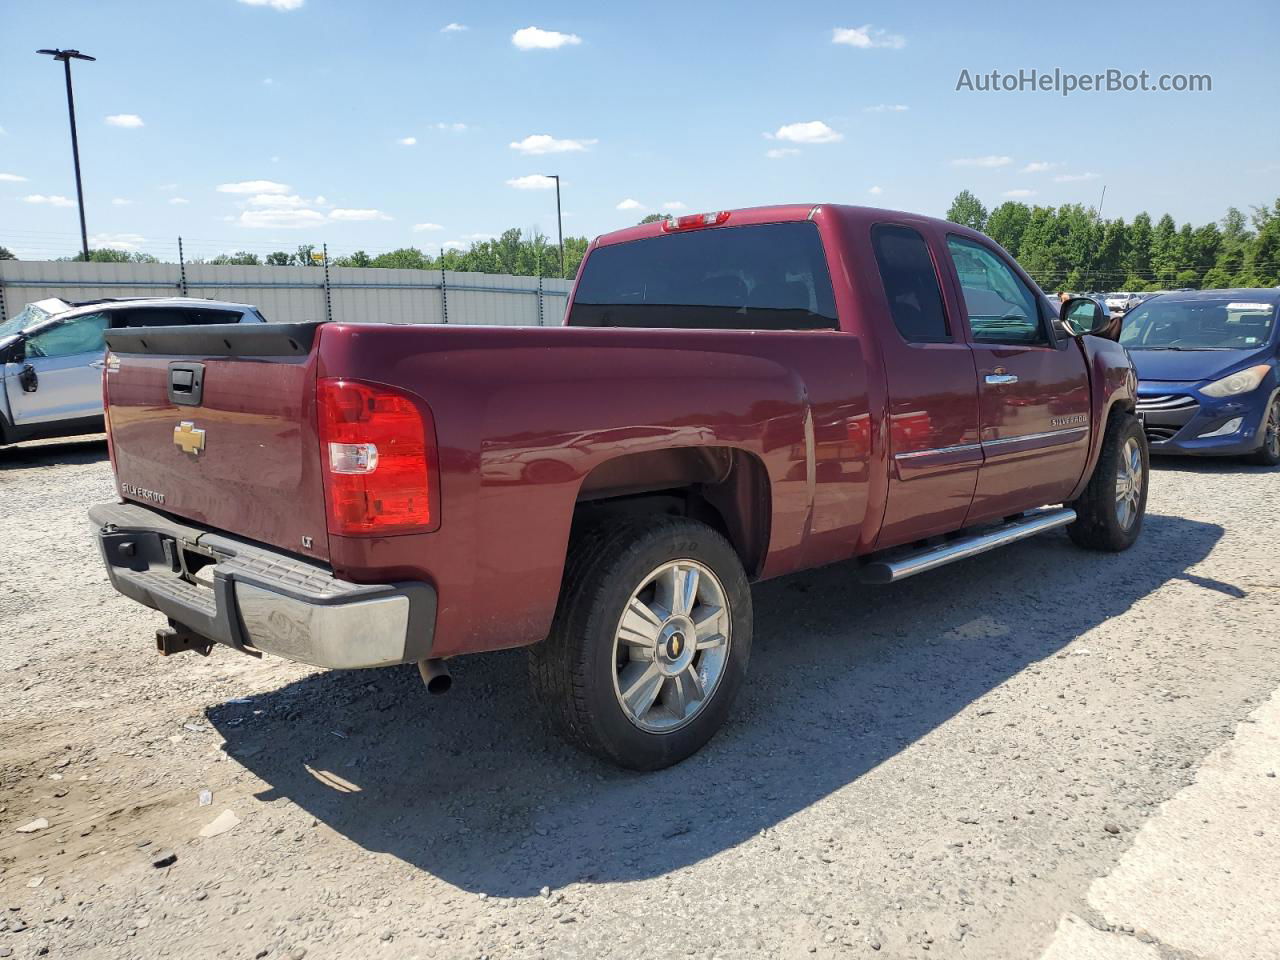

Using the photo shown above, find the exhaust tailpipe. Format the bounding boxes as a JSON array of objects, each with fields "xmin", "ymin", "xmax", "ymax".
[{"xmin": 417, "ymin": 658, "xmax": 452, "ymax": 695}]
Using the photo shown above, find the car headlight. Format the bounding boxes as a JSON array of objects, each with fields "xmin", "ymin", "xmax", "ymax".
[{"xmin": 1199, "ymin": 364, "xmax": 1271, "ymax": 398}]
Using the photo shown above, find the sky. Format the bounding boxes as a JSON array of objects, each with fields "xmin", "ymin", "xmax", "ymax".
[{"xmin": 2, "ymin": 0, "xmax": 1278, "ymax": 262}]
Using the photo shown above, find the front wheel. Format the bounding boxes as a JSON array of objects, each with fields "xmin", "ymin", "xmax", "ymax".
[
  {"xmin": 529, "ymin": 516, "xmax": 752, "ymax": 770},
  {"xmin": 1068, "ymin": 412, "xmax": 1149, "ymax": 552},
  {"xmin": 1248, "ymin": 396, "xmax": 1280, "ymax": 466}
]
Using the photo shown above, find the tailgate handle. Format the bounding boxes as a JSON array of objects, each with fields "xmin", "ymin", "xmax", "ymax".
[{"xmin": 168, "ymin": 362, "xmax": 205, "ymax": 407}]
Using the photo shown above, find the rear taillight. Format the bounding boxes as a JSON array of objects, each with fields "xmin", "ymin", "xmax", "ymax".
[
  {"xmin": 316, "ymin": 378, "xmax": 436, "ymax": 536},
  {"xmin": 662, "ymin": 211, "xmax": 730, "ymax": 232}
]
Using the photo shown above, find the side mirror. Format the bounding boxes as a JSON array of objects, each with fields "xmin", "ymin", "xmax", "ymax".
[{"xmin": 1060, "ymin": 297, "xmax": 1111, "ymax": 337}]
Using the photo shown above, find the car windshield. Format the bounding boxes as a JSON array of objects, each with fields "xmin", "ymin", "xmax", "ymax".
[
  {"xmin": 1119, "ymin": 298, "xmax": 1277, "ymax": 350},
  {"xmin": 0, "ymin": 302, "xmax": 53, "ymax": 339}
]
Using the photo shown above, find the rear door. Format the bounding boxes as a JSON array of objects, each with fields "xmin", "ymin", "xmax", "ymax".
[
  {"xmin": 943, "ymin": 234, "xmax": 1090, "ymax": 524},
  {"xmin": 5, "ymin": 311, "xmax": 108, "ymax": 425},
  {"xmin": 104, "ymin": 324, "xmax": 331, "ymax": 562},
  {"xmin": 870, "ymin": 223, "xmax": 982, "ymax": 548}
]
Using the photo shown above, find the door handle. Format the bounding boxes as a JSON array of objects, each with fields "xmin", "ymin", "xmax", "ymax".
[
  {"xmin": 89, "ymin": 360, "xmax": 105, "ymax": 369},
  {"xmin": 985, "ymin": 374, "xmax": 1019, "ymax": 385}
]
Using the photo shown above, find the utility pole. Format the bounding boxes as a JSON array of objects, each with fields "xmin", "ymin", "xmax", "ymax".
[
  {"xmin": 37, "ymin": 48, "xmax": 95, "ymax": 261},
  {"xmin": 546, "ymin": 174, "xmax": 564, "ymax": 278}
]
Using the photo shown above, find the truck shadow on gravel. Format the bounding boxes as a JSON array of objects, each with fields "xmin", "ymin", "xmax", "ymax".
[
  {"xmin": 0, "ymin": 436, "xmax": 108, "ymax": 468},
  {"xmin": 209, "ymin": 512, "xmax": 1224, "ymax": 896}
]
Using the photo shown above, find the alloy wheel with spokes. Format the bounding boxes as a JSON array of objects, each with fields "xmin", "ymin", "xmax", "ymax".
[
  {"xmin": 1114, "ymin": 435, "xmax": 1144, "ymax": 530},
  {"xmin": 612, "ymin": 559, "xmax": 731, "ymax": 733},
  {"xmin": 1264, "ymin": 400, "xmax": 1280, "ymax": 461}
]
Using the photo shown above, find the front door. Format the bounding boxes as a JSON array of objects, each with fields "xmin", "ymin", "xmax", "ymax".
[
  {"xmin": 943, "ymin": 235, "xmax": 1090, "ymax": 524},
  {"xmin": 870, "ymin": 223, "xmax": 982, "ymax": 549},
  {"xmin": 5, "ymin": 311, "xmax": 109, "ymax": 425}
]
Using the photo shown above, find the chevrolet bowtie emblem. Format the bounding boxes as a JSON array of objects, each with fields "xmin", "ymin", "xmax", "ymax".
[{"xmin": 173, "ymin": 421, "xmax": 206, "ymax": 456}]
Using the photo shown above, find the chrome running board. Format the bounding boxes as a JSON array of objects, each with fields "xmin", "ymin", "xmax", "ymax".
[{"xmin": 858, "ymin": 507, "xmax": 1076, "ymax": 585}]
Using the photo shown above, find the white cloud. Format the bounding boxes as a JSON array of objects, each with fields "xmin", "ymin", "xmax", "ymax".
[
  {"xmin": 413, "ymin": 222, "xmax": 444, "ymax": 232},
  {"xmin": 441, "ymin": 22, "xmax": 467, "ymax": 32},
  {"xmin": 1002, "ymin": 189, "xmax": 1037, "ymax": 198},
  {"xmin": 865, "ymin": 103, "xmax": 909, "ymax": 113},
  {"xmin": 868, "ymin": 185, "xmax": 883, "ymax": 196},
  {"xmin": 314, "ymin": 195, "xmax": 326, "ymax": 204},
  {"xmin": 105, "ymin": 114, "xmax": 144, "ymax": 128},
  {"xmin": 463, "ymin": 232, "xmax": 495, "ymax": 241},
  {"xmin": 768, "ymin": 121, "xmax": 843, "ymax": 144},
  {"xmin": 263, "ymin": 77, "xmax": 274, "ymax": 86},
  {"xmin": 23, "ymin": 194, "xmax": 74, "ymax": 207},
  {"xmin": 217, "ymin": 179, "xmax": 291, "ymax": 195},
  {"xmin": 111, "ymin": 197, "xmax": 132, "ymax": 205},
  {"xmin": 237, "ymin": 0, "xmax": 304, "ymax": 10},
  {"xmin": 506, "ymin": 174, "xmax": 556, "ymax": 190},
  {"xmin": 1054, "ymin": 172, "xmax": 1100, "ymax": 182},
  {"xmin": 832, "ymin": 25, "xmax": 906, "ymax": 50},
  {"xmin": 398, "ymin": 136, "xmax": 417, "ymax": 146},
  {"xmin": 950, "ymin": 155, "xmax": 1013, "ymax": 168},
  {"xmin": 442, "ymin": 240, "xmax": 468, "ymax": 251},
  {"xmin": 329, "ymin": 208, "xmax": 392, "ymax": 221},
  {"xmin": 509, "ymin": 134, "xmax": 597, "ymax": 155},
  {"xmin": 1020, "ymin": 161, "xmax": 1056, "ymax": 173},
  {"xmin": 239, "ymin": 208, "xmax": 326, "ymax": 229},
  {"xmin": 766, "ymin": 147, "xmax": 800, "ymax": 159},
  {"xmin": 662, "ymin": 201, "xmax": 686, "ymax": 210},
  {"xmin": 89, "ymin": 232, "xmax": 145, "ymax": 252},
  {"xmin": 245, "ymin": 193, "xmax": 314, "ymax": 208},
  {"xmin": 616, "ymin": 198, "xmax": 644, "ymax": 211},
  {"xmin": 168, "ymin": 197, "xmax": 190, "ymax": 205},
  {"xmin": 0, "ymin": 172, "xmax": 27, "ymax": 182},
  {"xmin": 512, "ymin": 26, "xmax": 582, "ymax": 50},
  {"xmin": 434, "ymin": 122, "xmax": 468, "ymax": 132}
]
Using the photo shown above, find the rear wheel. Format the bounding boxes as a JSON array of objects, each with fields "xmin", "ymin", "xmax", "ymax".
[
  {"xmin": 529, "ymin": 515, "xmax": 752, "ymax": 770},
  {"xmin": 1068, "ymin": 412, "xmax": 1148, "ymax": 552},
  {"xmin": 1248, "ymin": 396, "xmax": 1280, "ymax": 466}
]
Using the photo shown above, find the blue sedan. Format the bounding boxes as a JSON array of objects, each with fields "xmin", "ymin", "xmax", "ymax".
[{"xmin": 1122, "ymin": 289, "xmax": 1280, "ymax": 465}]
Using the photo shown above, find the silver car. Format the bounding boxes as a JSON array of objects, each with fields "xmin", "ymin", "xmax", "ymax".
[{"xmin": 0, "ymin": 297, "xmax": 266, "ymax": 446}]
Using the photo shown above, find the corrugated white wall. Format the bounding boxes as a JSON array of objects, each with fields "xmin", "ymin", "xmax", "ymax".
[{"xmin": 0, "ymin": 260, "xmax": 572, "ymax": 327}]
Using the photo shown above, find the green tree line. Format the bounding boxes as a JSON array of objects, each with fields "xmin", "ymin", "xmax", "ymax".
[
  {"xmin": 29, "ymin": 228, "xmax": 589, "ymax": 279},
  {"xmin": 946, "ymin": 190, "xmax": 1280, "ymax": 291}
]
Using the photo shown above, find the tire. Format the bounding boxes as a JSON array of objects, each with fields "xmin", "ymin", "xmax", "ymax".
[
  {"xmin": 1068, "ymin": 411, "xmax": 1149, "ymax": 552},
  {"xmin": 1248, "ymin": 396, "xmax": 1280, "ymax": 466},
  {"xmin": 529, "ymin": 515, "xmax": 752, "ymax": 771}
]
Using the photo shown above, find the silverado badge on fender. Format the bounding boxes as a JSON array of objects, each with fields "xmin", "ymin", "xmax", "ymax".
[{"xmin": 173, "ymin": 421, "xmax": 206, "ymax": 456}]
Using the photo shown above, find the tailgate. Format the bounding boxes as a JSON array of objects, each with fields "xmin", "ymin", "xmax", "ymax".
[{"xmin": 104, "ymin": 322, "xmax": 331, "ymax": 563}]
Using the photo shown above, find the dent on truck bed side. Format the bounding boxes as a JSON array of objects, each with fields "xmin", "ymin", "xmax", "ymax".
[{"xmin": 316, "ymin": 323, "xmax": 872, "ymax": 657}]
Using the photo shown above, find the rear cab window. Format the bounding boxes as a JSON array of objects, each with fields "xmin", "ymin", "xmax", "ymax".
[{"xmin": 568, "ymin": 221, "xmax": 839, "ymax": 331}]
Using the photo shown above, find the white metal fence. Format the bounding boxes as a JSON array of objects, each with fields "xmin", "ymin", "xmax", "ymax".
[{"xmin": 0, "ymin": 260, "xmax": 573, "ymax": 327}]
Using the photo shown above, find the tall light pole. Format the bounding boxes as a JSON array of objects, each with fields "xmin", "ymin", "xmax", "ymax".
[
  {"xmin": 37, "ymin": 48, "xmax": 95, "ymax": 261},
  {"xmin": 545, "ymin": 174, "xmax": 564, "ymax": 278}
]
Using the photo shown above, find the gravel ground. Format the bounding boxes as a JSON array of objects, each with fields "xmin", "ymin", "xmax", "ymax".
[{"xmin": 1, "ymin": 435, "xmax": 1278, "ymax": 960}]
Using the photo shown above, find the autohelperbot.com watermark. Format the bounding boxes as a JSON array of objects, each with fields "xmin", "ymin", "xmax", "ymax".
[{"xmin": 955, "ymin": 67, "xmax": 1212, "ymax": 96}]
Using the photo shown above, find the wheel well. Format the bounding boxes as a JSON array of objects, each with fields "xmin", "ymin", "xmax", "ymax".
[{"xmin": 573, "ymin": 447, "xmax": 771, "ymax": 577}]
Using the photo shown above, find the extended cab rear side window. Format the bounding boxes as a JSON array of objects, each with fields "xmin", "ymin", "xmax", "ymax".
[
  {"xmin": 871, "ymin": 224, "xmax": 950, "ymax": 343},
  {"xmin": 568, "ymin": 221, "xmax": 838, "ymax": 331},
  {"xmin": 945, "ymin": 235, "xmax": 1045, "ymax": 345}
]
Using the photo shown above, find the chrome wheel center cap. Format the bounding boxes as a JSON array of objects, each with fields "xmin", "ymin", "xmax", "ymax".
[{"xmin": 657, "ymin": 617, "xmax": 696, "ymax": 676}]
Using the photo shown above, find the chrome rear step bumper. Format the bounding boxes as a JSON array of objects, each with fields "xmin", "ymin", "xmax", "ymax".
[{"xmin": 858, "ymin": 507, "xmax": 1076, "ymax": 585}]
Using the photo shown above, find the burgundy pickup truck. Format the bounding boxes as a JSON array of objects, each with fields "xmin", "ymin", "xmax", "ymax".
[{"xmin": 91, "ymin": 204, "xmax": 1146, "ymax": 769}]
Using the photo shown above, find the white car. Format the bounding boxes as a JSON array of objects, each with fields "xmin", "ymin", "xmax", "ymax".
[
  {"xmin": 0, "ymin": 297, "xmax": 266, "ymax": 446},
  {"xmin": 1104, "ymin": 292, "xmax": 1141, "ymax": 315}
]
